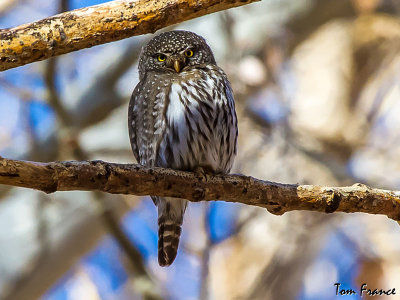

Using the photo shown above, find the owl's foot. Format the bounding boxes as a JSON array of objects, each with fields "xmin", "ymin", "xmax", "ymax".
[{"xmin": 193, "ymin": 166, "xmax": 214, "ymax": 183}]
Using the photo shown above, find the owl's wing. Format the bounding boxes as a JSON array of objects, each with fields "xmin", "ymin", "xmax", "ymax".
[
  {"xmin": 128, "ymin": 75, "xmax": 168, "ymax": 166},
  {"xmin": 128, "ymin": 80, "xmax": 143, "ymax": 163},
  {"xmin": 223, "ymin": 78, "xmax": 235, "ymax": 110},
  {"xmin": 222, "ymin": 77, "xmax": 238, "ymax": 171}
]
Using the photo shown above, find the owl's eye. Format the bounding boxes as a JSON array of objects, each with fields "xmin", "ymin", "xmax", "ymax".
[
  {"xmin": 184, "ymin": 50, "xmax": 194, "ymax": 57},
  {"xmin": 157, "ymin": 54, "xmax": 166, "ymax": 62}
]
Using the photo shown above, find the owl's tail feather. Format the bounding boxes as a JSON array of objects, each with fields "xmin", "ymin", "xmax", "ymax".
[
  {"xmin": 157, "ymin": 216, "xmax": 182, "ymax": 267},
  {"xmin": 155, "ymin": 197, "xmax": 187, "ymax": 267}
]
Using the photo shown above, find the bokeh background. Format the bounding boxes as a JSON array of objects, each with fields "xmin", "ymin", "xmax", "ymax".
[{"xmin": 1, "ymin": 0, "xmax": 400, "ymax": 299}]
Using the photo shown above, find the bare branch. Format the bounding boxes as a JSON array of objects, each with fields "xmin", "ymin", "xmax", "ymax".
[
  {"xmin": 1, "ymin": 156, "xmax": 400, "ymax": 221},
  {"xmin": 0, "ymin": 0, "xmax": 259, "ymax": 71}
]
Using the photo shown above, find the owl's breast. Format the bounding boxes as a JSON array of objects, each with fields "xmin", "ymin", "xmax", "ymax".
[{"xmin": 156, "ymin": 67, "xmax": 236, "ymax": 173}]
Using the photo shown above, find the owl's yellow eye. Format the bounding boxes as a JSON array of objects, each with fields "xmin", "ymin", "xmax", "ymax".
[
  {"xmin": 184, "ymin": 50, "xmax": 194, "ymax": 57},
  {"xmin": 157, "ymin": 54, "xmax": 166, "ymax": 62}
]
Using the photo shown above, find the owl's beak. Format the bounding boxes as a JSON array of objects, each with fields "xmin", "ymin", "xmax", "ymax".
[{"xmin": 173, "ymin": 60, "xmax": 182, "ymax": 73}]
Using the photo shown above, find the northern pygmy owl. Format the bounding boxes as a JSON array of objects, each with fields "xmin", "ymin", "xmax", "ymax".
[{"xmin": 129, "ymin": 30, "xmax": 237, "ymax": 266}]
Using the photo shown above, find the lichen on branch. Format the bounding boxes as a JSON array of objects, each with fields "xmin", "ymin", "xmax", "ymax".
[
  {"xmin": 0, "ymin": 0, "xmax": 259, "ymax": 71},
  {"xmin": 1, "ymin": 156, "xmax": 400, "ymax": 221}
]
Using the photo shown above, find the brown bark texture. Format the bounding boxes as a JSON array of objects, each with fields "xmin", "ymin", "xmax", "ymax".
[
  {"xmin": 0, "ymin": 0, "xmax": 259, "ymax": 71},
  {"xmin": 1, "ymin": 156, "xmax": 400, "ymax": 221}
]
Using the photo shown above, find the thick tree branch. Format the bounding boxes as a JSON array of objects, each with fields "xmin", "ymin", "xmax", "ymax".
[
  {"xmin": 0, "ymin": 0, "xmax": 259, "ymax": 71},
  {"xmin": 1, "ymin": 156, "xmax": 400, "ymax": 221}
]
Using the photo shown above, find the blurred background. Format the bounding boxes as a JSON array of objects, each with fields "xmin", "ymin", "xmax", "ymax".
[{"xmin": 1, "ymin": 0, "xmax": 400, "ymax": 299}]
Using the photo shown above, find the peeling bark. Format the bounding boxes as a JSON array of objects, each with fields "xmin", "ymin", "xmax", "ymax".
[
  {"xmin": 0, "ymin": 0, "xmax": 259, "ymax": 71},
  {"xmin": 1, "ymin": 156, "xmax": 400, "ymax": 221}
]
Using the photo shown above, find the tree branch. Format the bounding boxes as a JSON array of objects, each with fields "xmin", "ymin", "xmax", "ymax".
[
  {"xmin": 0, "ymin": 0, "xmax": 259, "ymax": 71},
  {"xmin": 1, "ymin": 156, "xmax": 400, "ymax": 221}
]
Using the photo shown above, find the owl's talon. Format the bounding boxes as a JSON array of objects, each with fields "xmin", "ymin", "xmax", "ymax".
[{"xmin": 194, "ymin": 166, "xmax": 214, "ymax": 182}]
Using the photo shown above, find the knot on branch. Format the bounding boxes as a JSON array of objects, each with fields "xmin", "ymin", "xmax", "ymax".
[
  {"xmin": 325, "ymin": 191, "xmax": 341, "ymax": 213},
  {"xmin": 0, "ymin": 157, "xmax": 19, "ymax": 178},
  {"xmin": 352, "ymin": 182, "xmax": 372, "ymax": 191},
  {"xmin": 192, "ymin": 187, "xmax": 206, "ymax": 201}
]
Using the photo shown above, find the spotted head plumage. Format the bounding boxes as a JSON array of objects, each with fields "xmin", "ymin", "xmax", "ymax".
[
  {"xmin": 138, "ymin": 30, "xmax": 216, "ymax": 80},
  {"xmin": 129, "ymin": 30, "xmax": 237, "ymax": 266}
]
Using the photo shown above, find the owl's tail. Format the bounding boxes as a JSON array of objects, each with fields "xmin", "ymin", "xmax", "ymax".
[{"xmin": 156, "ymin": 197, "xmax": 187, "ymax": 267}]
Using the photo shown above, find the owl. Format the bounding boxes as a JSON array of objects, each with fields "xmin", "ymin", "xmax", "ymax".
[{"xmin": 128, "ymin": 30, "xmax": 237, "ymax": 267}]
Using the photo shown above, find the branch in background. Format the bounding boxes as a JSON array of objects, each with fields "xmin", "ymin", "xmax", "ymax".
[
  {"xmin": 1, "ymin": 198, "xmax": 125, "ymax": 300},
  {"xmin": 0, "ymin": 0, "xmax": 20, "ymax": 17},
  {"xmin": 199, "ymin": 204, "xmax": 212, "ymax": 300},
  {"xmin": 44, "ymin": 58, "xmax": 73, "ymax": 127},
  {"xmin": 70, "ymin": 37, "xmax": 147, "ymax": 129},
  {"xmin": 1, "ymin": 157, "xmax": 400, "ymax": 221},
  {"xmin": 101, "ymin": 205, "xmax": 163, "ymax": 300},
  {"xmin": 285, "ymin": 0, "xmax": 356, "ymax": 52},
  {"xmin": 247, "ymin": 214, "xmax": 333, "ymax": 300},
  {"xmin": 0, "ymin": 0, "xmax": 259, "ymax": 71},
  {"xmin": 0, "ymin": 77, "xmax": 32, "ymax": 101}
]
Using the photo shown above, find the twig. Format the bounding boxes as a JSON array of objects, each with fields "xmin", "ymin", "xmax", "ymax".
[
  {"xmin": 1, "ymin": 157, "xmax": 400, "ymax": 221},
  {"xmin": 0, "ymin": 77, "xmax": 32, "ymax": 101},
  {"xmin": 0, "ymin": 0, "xmax": 259, "ymax": 71},
  {"xmin": 44, "ymin": 58, "xmax": 73, "ymax": 127}
]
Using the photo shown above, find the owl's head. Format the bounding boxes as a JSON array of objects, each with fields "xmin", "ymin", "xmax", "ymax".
[{"xmin": 138, "ymin": 30, "xmax": 216, "ymax": 79}]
